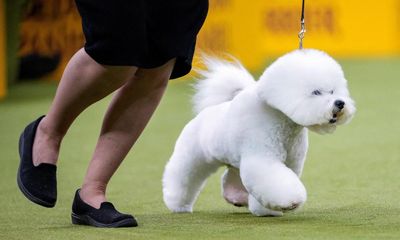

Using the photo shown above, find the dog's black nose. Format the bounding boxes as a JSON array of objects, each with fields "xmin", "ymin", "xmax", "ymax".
[{"xmin": 334, "ymin": 100, "xmax": 345, "ymax": 109}]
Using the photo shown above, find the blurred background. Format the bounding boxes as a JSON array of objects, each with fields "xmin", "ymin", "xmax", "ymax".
[
  {"xmin": 0, "ymin": 1, "xmax": 400, "ymax": 238},
  {"xmin": 0, "ymin": 0, "xmax": 400, "ymax": 97}
]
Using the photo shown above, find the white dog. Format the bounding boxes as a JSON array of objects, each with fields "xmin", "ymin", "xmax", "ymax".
[{"xmin": 162, "ymin": 49, "xmax": 355, "ymax": 216}]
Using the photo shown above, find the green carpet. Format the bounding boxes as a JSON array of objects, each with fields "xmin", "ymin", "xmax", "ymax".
[{"xmin": 0, "ymin": 58, "xmax": 399, "ymax": 239}]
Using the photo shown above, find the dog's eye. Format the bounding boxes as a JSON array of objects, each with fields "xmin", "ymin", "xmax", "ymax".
[
  {"xmin": 312, "ymin": 90, "xmax": 322, "ymax": 96},
  {"xmin": 329, "ymin": 90, "xmax": 334, "ymax": 94}
]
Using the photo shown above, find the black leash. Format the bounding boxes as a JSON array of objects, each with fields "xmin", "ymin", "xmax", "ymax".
[{"xmin": 298, "ymin": 0, "xmax": 306, "ymax": 49}]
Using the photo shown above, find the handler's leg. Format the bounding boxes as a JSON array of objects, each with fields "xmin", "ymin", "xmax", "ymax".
[
  {"xmin": 33, "ymin": 48, "xmax": 137, "ymax": 166},
  {"xmin": 79, "ymin": 59, "xmax": 176, "ymax": 208}
]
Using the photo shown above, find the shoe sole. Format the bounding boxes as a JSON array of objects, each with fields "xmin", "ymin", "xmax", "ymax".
[
  {"xmin": 17, "ymin": 131, "xmax": 55, "ymax": 208},
  {"xmin": 71, "ymin": 212, "xmax": 138, "ymax": 228}
]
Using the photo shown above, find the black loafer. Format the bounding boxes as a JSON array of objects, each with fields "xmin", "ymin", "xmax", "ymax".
[
  {"xmin": 71, "ymin": 189, "xmax": 138, "ymax": 228},
  {"xmin": 17, "ymin": 115, "xmax": 57, "ymax": 208}
]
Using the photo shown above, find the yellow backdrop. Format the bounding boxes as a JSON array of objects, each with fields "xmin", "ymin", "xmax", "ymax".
[
  {"xmin": 197, "ymin": 0, "xmax": 400, "ymax": 71},
  {"xmin": 1, "ymin": 0, "xmax": 400, "ymax": 97}
]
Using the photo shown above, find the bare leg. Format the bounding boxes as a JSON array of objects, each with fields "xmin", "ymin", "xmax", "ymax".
[
  {"xmin": 79, "ymin": 59, "xmax": 176, "ymax": 208},
  {"xmin": 33, "ymin": 48, "xmax": 137, "ymax": 166}
]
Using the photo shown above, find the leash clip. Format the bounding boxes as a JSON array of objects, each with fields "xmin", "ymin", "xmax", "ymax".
[{"xmin": 298, "ymin": 19, "xmax": 306, "ymax": 49}]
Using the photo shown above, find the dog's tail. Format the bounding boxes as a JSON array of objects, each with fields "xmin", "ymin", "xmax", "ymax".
[{"xmin": 193, "ymin": 56, "xmax": 255, "ymax": 114}]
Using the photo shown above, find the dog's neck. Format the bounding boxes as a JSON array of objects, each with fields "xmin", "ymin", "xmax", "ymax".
[
  {"xmin": 268, "ymin": 105, "xmax": 304, "ymax": 135},
  {"xmin": 253, "ymin": 90, "xmax": 303, "ymax": 132}
]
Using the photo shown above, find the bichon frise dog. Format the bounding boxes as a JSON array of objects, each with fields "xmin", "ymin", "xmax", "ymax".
[{"xmin": 162, "ymin": 49, "xmax": 356, "ymax": 216}]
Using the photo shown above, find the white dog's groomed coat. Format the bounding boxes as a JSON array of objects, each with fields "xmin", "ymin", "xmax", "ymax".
[{"xmin": 162, "ymin": 49, "xmax": 356, "ymax": 216}]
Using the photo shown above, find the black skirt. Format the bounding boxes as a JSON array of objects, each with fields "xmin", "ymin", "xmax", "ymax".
[{"xmin": 75, "ymin": 0, "xmax": 208, "ymax": 79}]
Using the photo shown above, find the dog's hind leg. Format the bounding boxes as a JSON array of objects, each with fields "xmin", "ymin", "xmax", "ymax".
[
  {"xmin": 163, "ymin": 150, "xmax": 220, "ymax": 213},
  {"xmin": 221, "ymin": 167, "xmax": 249, "ymax": 207}
]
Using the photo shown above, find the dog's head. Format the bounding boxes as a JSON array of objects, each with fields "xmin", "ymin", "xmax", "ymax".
[{"xmin": 257, "ymin": 49, "xmax": 356, "ymax": 134}]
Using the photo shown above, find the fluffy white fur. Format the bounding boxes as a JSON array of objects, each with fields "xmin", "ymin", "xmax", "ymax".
[{"xmin": 162, "ymin": 49, "xmax": 356, "ymax": 216}]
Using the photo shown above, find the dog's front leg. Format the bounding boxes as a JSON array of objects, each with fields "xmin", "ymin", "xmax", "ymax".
[
  {"xmin": 248, "ymin": 194, "xmax": 283, "ymax": 216},
  {"xmin": 240, "ymin": 155, "xmax": 307, "ymax": 216},
  {"xmin": 286, "ymin": 129, "xmax": 308, "ymax": 177}
]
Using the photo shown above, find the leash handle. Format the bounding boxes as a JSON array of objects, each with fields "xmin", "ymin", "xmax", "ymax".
[{"xmin": 298, "ymin": 0, "xmax": 306, "ymax": 49}]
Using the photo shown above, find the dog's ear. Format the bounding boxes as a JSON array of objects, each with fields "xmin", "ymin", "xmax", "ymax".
[
  {"xmin": 307, "ymin": 124, "xmax": 336, "ymax": 134},
  {"xmin": 256, "ymin": 80, "xmax": 306, "ymax": 124}
]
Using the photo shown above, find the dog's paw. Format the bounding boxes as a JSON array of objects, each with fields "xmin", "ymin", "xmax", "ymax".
[
  {"xmin": 267, "ymin": 201, "xmax": 303, "ymax": 212},
  {"xmin": 249, "ymin": 183, "xmax": 306, "ymax": 213},
  {"xmin": 248, "ymin": 195, "xmax": 283, "ymax": 217},
  {"xmin": 163, "ymin": 193, "xmax": 194, "ymax": 213},
  {"xmin": 168, "ymin": 205, "xmax": 193, "ymax": 213},
  {"xmin": 261, "ymin": 190, "xmax": 306, "ymax": 212},
  {"xmin": 258, "ymin": 174, "xmax": 307, "ymax": 212}
]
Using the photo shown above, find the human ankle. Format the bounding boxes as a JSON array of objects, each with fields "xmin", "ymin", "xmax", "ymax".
[
  {"xmin": 79, "ymin": 183, "xmax": 107, "ymax": 209},
  {"xmin": 32, "ymin": 120, "xmax": 63, "ymax": 166},
  {"xmin": 38, "ymin": 117, "xmax": 65, "ymax": 143}
]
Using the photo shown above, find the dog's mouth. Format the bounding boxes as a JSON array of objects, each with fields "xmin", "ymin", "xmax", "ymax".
[{"xmin": 329, "ymin": 107, "xmax": 345, "ymax": 124}]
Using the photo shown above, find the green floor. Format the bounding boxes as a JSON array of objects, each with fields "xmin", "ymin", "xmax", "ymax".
[{"xmin": 0, "ymin": 58, "xmax": 399, "ymax": 239}]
